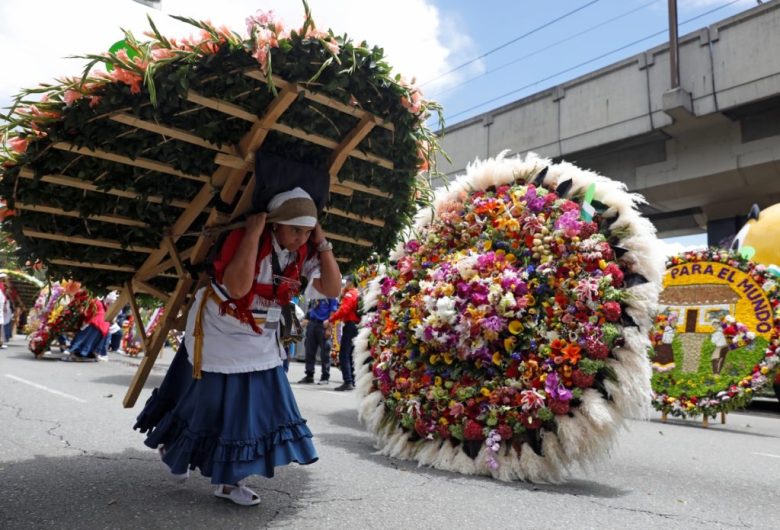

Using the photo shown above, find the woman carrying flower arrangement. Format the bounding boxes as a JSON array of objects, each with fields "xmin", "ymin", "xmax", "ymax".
[
  {"xmin": 61, "ymin": 291, "xmax": 118, "ymax": 362},
  {"xmin": 134, "ymin": 187, "xmax": 341, "ymax": 507}
]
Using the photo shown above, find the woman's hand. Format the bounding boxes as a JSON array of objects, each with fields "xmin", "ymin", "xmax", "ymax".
[
  {"xmin": 245, "ymin": 212, "xmax": 267, "ymax": 237},
  {"xmin": 310, "ymin": 223, "xmax": 325, "ymax": 245}
]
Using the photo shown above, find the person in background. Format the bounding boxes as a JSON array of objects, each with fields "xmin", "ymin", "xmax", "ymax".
[
  {"xmin": 283, "ymin": 297, "xmax": 305, "ymax": 372},
  {"xmin": 0, "ymin": 274, "xmax": 17, "ymax": 342},
  {"xmin": 61, "ymin": 291, "xmax": 118, "ymax": 362},
  {"xmin": 108, "ymin": 305, "xmax": 130, "ymax": 354},
  {"xmin": 298, "ymin": 296, "xmax": 338, "ymax": 384},
  {"xmin": 0, "ymin": 273, "xmax": 9, "ymax": 349},
  {"xmin": 329, "ymin": 275, "xmax": 360, "ymax": 391}
]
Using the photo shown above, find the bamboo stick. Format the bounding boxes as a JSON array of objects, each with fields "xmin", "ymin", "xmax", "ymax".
[
  {"xmin": 328, "ymin": 114, "xmax": 378, "ymax": 179},
  {"xmin": 323, "ymin": 207, "xmax": 384, "ymax": 227},
  {"xmin": 21, "ymin": 228, "xmax": 155, "ymax": 253},
  {"xmin": 18, "ymin": 168, "xmax": 191, "ymax": 209},
  {"xmin": 125, "ymin": 280, "xmax": 150, "ymax": 354},
  {"xmin": 187, "ymin": 90, "xmax": 257, "ymax": 122},
  {"xmin": 52, "ymin": 142, "xmax": 210, "ymax": 183},
  {"xmin": 123, "ymin": 276, "xmax": 193, "ymax": 408},
  {"xmin": 322, "ymin": 231, "xmax": 372, "ymax": 247},
  {"xmin": 109, "ymin": 113, "xmax": 236, "ymax": 154},
  {"xmin": 244, "ymin": 70, "xmax": 395, "ymax": 132},
  {"xmin": 49, "ymin": 258, "xmax": 137, "ymax": 273},
  {"xmin": 14, "ymin": 202, "xmax": 149, "ymax": 228},
  {"xmin": 238, "ymin": 85, "xmax": 300, "ymax": 160}
]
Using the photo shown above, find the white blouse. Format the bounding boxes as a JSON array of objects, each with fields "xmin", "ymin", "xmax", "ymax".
[{"xmin": 184, "ymin": 235, "xmax": 320, "ymax": 373}]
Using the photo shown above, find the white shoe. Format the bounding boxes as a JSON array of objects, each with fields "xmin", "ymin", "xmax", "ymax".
[
  {"xmin": 0, "ymin": 344, "xmax": 7, "ymax": 349},
  {"xmin": 214, "ymin": 484, "xmax": 260, "ymax": 506},
  {"xmin": 96, "ymin": 355, "xmax": 108, "ymax": 362}
]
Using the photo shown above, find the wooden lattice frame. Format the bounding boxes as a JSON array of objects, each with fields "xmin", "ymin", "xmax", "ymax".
[{"xmin": 56, "ymin": 73, "xmax": 399, "ymax": 407}]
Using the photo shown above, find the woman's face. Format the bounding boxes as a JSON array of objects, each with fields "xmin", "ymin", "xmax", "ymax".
[{"xmin": 275, "ymin": 224, "xmax": 314, "ymax": 251}]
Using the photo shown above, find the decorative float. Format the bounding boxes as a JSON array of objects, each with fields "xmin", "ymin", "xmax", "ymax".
[
  {"xmin": 0, "ymin": 5, "xmax": 440, "ymax": 405},
  {"xmin": 649, "ymin": 249, "xmax": 779, "ymax": 424},
  {"xmin": 355, "ymin": 153, "xmax": 664, "ymax": 482}
]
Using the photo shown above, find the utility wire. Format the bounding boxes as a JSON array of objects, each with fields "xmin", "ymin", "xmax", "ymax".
[
  {"xmin": 430, "ymin": 0, "xmax": 661, "ymax": 100},
  {"xmin": 444, "ymin": 0, "xmax": 741, "ymax": 123},
  {"xmin": 420, "ymin": 0, "xmax": 602, "ymax": 87}
]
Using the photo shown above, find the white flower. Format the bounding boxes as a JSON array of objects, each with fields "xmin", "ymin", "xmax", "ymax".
[{"xmin": 455, "ymin": 254, "xmax": 478, "ymax": 280}]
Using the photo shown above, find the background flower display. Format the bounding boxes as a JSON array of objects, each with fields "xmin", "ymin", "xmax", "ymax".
[
  {"xmin": 0, "ymin": 4, "xmax": 441, "ymax": 291},
  {"xmin": 355, "ymin": 153, "xmax": 664, "ymax": 482},
  {"xmin": 26, "ymin": 280, "xmax": 89, "ymax": 357},
  {"xmin": 650, "ymin": 249, "xmax": 780, "ymax": 419}
]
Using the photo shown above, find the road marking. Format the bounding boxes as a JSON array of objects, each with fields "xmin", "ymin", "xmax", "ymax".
[
  {"xmin": 752, "ymin": 452, "xmax": 780, "ymax": 459},
  {"xmin": 4, "ymin": 374, "xmax": 87, "ymax": 403}
]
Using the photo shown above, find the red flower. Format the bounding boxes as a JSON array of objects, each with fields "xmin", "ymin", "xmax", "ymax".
[
  {"xmin": 497, "ymin": 423, "xmax": 513, "ymax": 440},
  {"xmin": 586, "ymin": 342, "xmax": 609, "ymax": 360},
  {"xmin": 572, "ymin": 369, "xmax": 595, "ymax": 388},
  {"xmin": 464, "ymin": 419, "xmax": 485, "ymax": 441},
  {"xmin": 603, "ymin": 263, "xmax": 624, "ymax": 286},
  {"xmin": 548, "ymin": 400, "xmax": 570, "ymax": 415},
  {"xmin": 603, "ymin": 301, "xmax": 622, "ymax": 322},
  {"xmin": 518, "ymin": 412, "xmax": 542, "ymax": 430}
]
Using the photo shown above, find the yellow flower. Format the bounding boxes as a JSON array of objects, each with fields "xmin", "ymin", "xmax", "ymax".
[
  {"xmin": 480, "ymin": 387, "xmax": 491, "ymax": 397},
  {"xmin": 443, "ymin": 352, "xmax": 454, "ymax": 365},
  {"xmin": 434, "ymin": 376, "xmax": 443, "ymax": 386},
  {"xmin": 504, "ymin": 336, "xmax": 517, "ymax": 352},
  {"xmin": 484, "ymin": 240, "xmax": 492, "ymax": 251},
  {"xmin": 508, "ymin": 320, "xmax": 523, "ymax": 335},
  {"xmin": 761, "ymin": 367, "xmax": 769, "ymax": 375},
  {"xmin": 438, "ymin": 417, "xmax": 449, "ymax": 425},
  {"xmin": 505, "ymin": 253, "xmax": 517, "ymax": 263},
  {"xmin": 429, "ymin": 354, "xmax": 440, "ymax": 365},
  {"xmin": 492, "ymin": 352, "xmax": 502, "ymax": 365},
  {"xmin": 495, "ymin": 249, "xmax": 506, "ymax": 258},
  {"xmin": 393, "ymin": 391, "xmax": 402, "ymax": 400}
]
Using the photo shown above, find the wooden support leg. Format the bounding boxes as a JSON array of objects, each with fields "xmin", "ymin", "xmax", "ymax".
[
  {"xmin": 661, "ymin": 411, "xmax": 668, "ymax": 423},
  {"xmin": 702, "ymin": 415, "xmax": 709, "ymax": 428},
  {"xmin": 720, "ymin": 411, "xmax": 726, "ymax": 424},
  {"xmin": 123, "ymin": 275, "xmax": 193, "ymax": 408}
]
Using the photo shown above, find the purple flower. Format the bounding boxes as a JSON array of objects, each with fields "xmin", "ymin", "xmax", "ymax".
[
  {"xmin": 555, "ymin": 210, "xmax": 583, "ymax": 238},
  {"xmin": 482, "ymin": 315, "xmax": 504, "ymax": 333},
  {"xmin": 545, "ymin": 372, "xmax": 573, "ymax": 401}
]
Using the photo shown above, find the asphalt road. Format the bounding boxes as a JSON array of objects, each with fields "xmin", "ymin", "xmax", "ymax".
[{"xmin": 1, "ymin": 336, "xmax": 779, "ymax": 530}]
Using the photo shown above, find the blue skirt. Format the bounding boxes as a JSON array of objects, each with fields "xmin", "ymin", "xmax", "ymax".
[
  {"xmin": 134, "ymin": 344, "xmax": 318, "ymax": 485},
  {"xmin": 68, "ymin": 325, "xmax": 108, "ymax": 357}
]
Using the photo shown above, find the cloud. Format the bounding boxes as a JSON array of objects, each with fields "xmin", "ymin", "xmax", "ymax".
[{"xmin": 0, "ymin": 0, "xmax": 475, "ymax": 109}]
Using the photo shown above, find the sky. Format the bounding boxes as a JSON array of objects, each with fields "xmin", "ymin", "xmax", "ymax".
[{"xmin": 0, "ymin": 0, "xmax": 761, "ymax": 251}]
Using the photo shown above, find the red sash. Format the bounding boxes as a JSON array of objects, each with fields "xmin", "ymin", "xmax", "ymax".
[{"xmin": 213, "ymin": 228, "xmax": 308, "ymax": 333}]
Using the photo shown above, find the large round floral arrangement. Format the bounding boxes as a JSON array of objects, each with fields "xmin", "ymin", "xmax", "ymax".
[
  {"xmin": 0, "ymin": 5, "xmax": 441, "ymax": 290},
  {"xmin": 355, "ymin": 153, "xmax": 664, "ymax": 482},
  {"xmin": 650, "ymin": 249, "xmax": 780, "ymax": 419}
]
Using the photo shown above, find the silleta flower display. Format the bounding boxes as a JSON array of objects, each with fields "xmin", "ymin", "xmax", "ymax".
[
  {"xmin": 650, "ymin": 249, "xmax": 780, "ymax": 419},
  {"xmin": 355, "ymin": 153, "xmax": 664, "ymax": 482}
]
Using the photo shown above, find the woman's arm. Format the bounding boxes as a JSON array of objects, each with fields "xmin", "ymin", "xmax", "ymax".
[
  {"xmin": 222, "ymin": 213, "xmax": 267, "ymax": 299},
  {"xmin": 310, "ymin": 224, "xmax": 342, "ymax": 298}
]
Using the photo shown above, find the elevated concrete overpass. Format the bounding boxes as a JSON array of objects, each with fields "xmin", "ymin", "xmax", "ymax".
[{"xmin": 435, "ymin": 1, "xmax": 780, "ymax": 244}]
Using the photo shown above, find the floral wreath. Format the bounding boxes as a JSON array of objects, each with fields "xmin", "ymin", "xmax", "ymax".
[
  {"xmin": 354, "ymin": 152, "xmax": 663, "ymax": 482},
  {"xmin": 651, "ymin": 249, "xmax": 780, "ymax": 419}
]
